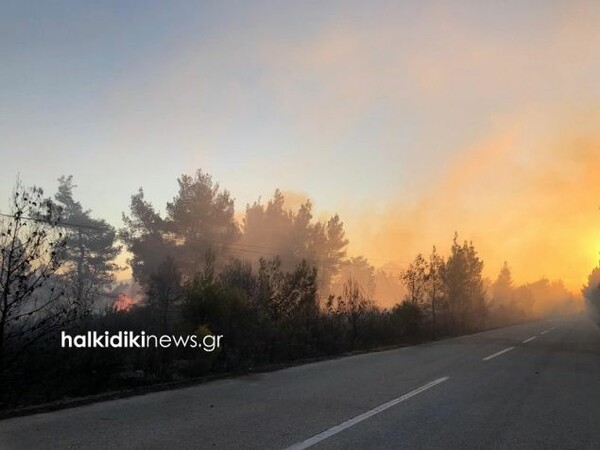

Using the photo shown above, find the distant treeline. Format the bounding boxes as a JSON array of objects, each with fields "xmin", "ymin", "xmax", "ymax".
[
  {"xmin": 583, "ymin": 265, "xmax": 600, "ymax": 325},
  {"xmin": 0, "ymin": 171, "xmax": 581, "ymax": 408}
]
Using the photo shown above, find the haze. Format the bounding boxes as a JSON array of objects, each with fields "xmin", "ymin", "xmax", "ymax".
[
  {"xmin": 2, "ymin": 0, "xmax": 599, "ymax": 291},
  {"xmin": 4, "ymin": 3, "xmax": 600, "ymax": 448}
]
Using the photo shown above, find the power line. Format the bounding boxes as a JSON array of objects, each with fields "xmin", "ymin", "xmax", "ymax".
[
  {"xmin": 157, "ymin": 230, "xmax": 412, "ymax": 269},
  {"xmin": 0, "ymin": 213, "xmax": 110, "ymax": 231},
  {"xmin": 175, "ymin": 234, "xmax": 409, "ymax": 272},
  {"xmin": 1, "ymin": 213, "xmax": 111, "ymax": 304},
  {"xmin": 1, "ymin": 213, "xmax": 409, "ymax": 270}
]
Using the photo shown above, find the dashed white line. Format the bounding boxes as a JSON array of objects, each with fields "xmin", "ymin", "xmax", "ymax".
[
  {"xmin": 523, "ymin": 336, "xmax": 537, "ymax": 344},
  {"xmin": 285, "ymin": 377, "xmax": 450, "ymax": 450},
  {"xmin": 540, "ymin": 330, "xmax": 549, "ymax": 335},
  {"xmin": 482, "ymin": 346, "xmax": 515, "ymax": 361}
]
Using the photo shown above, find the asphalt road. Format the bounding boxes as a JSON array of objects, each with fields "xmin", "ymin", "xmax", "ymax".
[{"xmin": 2, "ymin": 314, "xmax": 599, "ymax": 449}]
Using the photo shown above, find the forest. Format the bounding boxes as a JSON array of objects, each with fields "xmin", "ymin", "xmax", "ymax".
[{"xmin": 0, "ymin": 170, "xmax": 585, "ymax": 409}]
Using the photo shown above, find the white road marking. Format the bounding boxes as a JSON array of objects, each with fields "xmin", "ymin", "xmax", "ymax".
[
  {"xmin": 523, "ymin": 336, "xmax": 537, "ymax": 344},
  {"xmin": 285, "ymin": 377, "xmax": 450, "ymax": 450},
  {"xmin": 540, "ymin": 330, "xmax": 549, "ymax": 335},
  {"xmin": 482, "ymin": 346, "xmax": 515, "ymax": 361}
]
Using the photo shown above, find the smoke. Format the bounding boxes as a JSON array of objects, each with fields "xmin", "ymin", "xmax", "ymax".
[
  {"xmin": 345, "ymin": 109, "xmax": 600, "ymax": 299},
  {"xmin": 252, "ymin": 1, "xmax": 600, "ymax": 307}
]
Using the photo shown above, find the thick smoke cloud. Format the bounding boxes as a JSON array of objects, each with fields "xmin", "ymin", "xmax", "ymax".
[{"xmin": 345, "ymin": 112, "xmax": 600, "ymax": 297}]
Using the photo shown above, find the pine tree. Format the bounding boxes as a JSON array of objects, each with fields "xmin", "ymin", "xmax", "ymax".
[
  {"xmin": 54, "ymin": 176, "xmax": 120, "ymax": 314},
  {"xmin": 443, "ymin": 233, "xmax": 486, "ymax": 333}
]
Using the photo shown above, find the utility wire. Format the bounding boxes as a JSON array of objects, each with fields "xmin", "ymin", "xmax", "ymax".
[
  {"xmin": 175, "ymin": 235, "xmax": 409, "ymax": 273},
  {"xmin": 0, "ymin": 213, "xmax": 110, "ymax": 231},
  {"xmin": 1, "ymin": 213, "xmax": 409, "ymax": 271}
]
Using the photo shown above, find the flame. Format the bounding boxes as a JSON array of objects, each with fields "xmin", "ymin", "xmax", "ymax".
[{"xmin": 113, "ymin": 294, "xmax": 137, "ymax": 312}]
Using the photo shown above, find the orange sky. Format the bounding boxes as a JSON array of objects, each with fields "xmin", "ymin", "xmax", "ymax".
[{"xmin": 345, "ymin": 107, "xmax": 600, "ymax": 291}]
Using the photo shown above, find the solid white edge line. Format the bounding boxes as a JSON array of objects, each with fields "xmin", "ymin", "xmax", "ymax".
[
  {"xmin": 482, "ymin": 346, "xmax": 515, "ymax": 361},
  {"xmin": 522, "ymin": 336, "xmax": 536, "ymax": 344},
  {"xmin": 285, "ymin": 377, "xmax": 450, "ymax": 450}
]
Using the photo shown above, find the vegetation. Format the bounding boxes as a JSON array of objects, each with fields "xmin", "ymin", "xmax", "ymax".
[
  {"xmin": 583, "ymin": 265, "xmax": 600, "ymax": 325},
  {"xmin": 0, "ymin": 172, "xmax": 582, "ymax": 409}
]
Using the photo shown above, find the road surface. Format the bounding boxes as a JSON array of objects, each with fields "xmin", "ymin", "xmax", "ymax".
[{"xmin": 1, "ymin": 314, "xmax": 599, "ymax": 449}]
